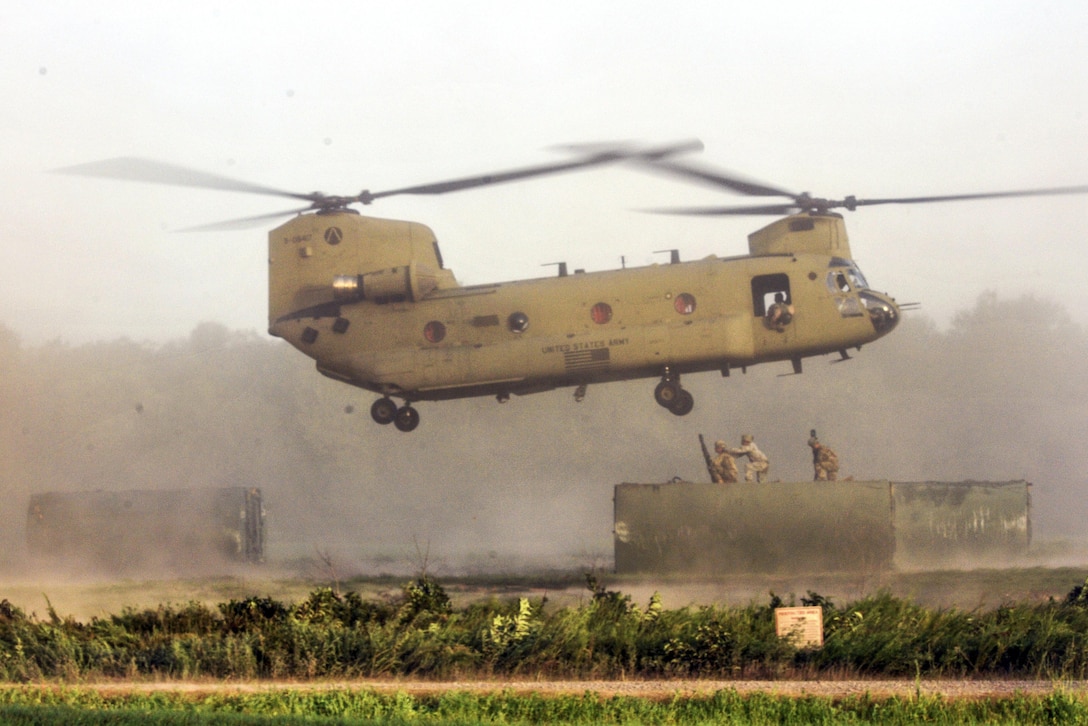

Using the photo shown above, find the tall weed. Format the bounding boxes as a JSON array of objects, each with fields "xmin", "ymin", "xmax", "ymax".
[{"xmin": 3, "ymin": 578, "xmax": 1088, "ymax": 681}]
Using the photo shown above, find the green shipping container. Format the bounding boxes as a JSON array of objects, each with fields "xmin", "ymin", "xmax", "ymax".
[
  {"xmin": 614, "ymin": 480, "xmax": 1029, "ymax": 574},
  {"xmin": 27, "ymin": 487, "xmax": 265, "ymax": 571}
]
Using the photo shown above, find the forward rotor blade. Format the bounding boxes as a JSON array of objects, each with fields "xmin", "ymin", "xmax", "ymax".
[
  {"xmin": 630, "ymin": 156, "xmax": 798, "ymax": 199},
  {"xmin": 548, "ymin": 139, "xmax": 704, "ymax": 159},
  {"xmin": 365, "ymin": 139, "xmax": 704, "ymax": 202},
  {"xmin": 641, "ymin": 203, "xmax": 801, "ymax": 216},
  {"xmin": 842, "ymin": 185, "xmax": 1088, "ymax": 209},
  {"xmin": 54, "ymin": 157, "xmax": 319, "ymax": 202}
]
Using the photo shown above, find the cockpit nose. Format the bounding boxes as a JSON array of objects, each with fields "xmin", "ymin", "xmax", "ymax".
[{"xmin": 858, "ymin": 291, "xmax": 900, "ymax": 334}]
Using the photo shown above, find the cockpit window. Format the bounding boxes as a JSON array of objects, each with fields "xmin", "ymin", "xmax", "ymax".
[
  {"xmin": 827, "ymin": 271, "xmax": 851, "ymax": 293},
  {"xmin": 826, "ymin": 266, "xmax": 870, "ymax": 294},
  {"xmin": 847, "ymin": 267, "xmax": 869, "ymax": 290}
]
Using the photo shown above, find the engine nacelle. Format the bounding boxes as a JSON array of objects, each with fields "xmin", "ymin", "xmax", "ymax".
[{"xmin": 333, "ymin": 261, "xmax": 439, "ymax": 303}]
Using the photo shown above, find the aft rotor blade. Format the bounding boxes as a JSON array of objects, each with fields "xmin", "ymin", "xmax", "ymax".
[
  {"xmin": 842, "ymin": 185, "xmax": 1088, "ymax": 209},
  {"xmin": 178, "ymin": 206, "xmax": 315, "ymax": 232},
  {"xmin": 365, "ymin": 139, "xmax": 704, "ymax": 202},
  {"xmin": 54, "ymin": 157, "xmax": 319, "ymax": 203}
]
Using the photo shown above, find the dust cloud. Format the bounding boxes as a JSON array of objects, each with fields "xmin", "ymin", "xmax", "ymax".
[{"xmin": 1, "ymin": 291, "xmax": 1086, "ymax": 582}]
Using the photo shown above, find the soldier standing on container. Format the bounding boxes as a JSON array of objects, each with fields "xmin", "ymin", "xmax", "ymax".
[
  {"xmin": 711, "ymin": 440, "xmax": 739, "ymax": 483},
  {"xmin": 808, "ymin": 436, "xmax": 840, "ymax": 481},
  {"xmin": 728, "ymin": 434, "xmax": 770, "ymax": 482}
]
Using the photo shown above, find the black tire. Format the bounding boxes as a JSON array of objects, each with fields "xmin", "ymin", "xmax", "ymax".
[
  {"xmin": 669, "ymin": 389, "xmax": 695, "ymax": 416},
  {"xmin": 370, "ymin": 398, "xmax": 397, "ymax": 425},
  {"xmin": 654, "ymin": 380, "xmax": 680, "ymax": 407},
  {"xmin": 394, "ymin": 406, "xmax": 421, "ymax": 432}
]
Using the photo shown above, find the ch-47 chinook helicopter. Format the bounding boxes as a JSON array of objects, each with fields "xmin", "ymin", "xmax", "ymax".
[{"xmin": 61, "ymin": 144, "xmax": 1088, "ymax": 432}]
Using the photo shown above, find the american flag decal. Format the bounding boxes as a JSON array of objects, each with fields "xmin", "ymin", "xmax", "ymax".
[{"xmin": 564, "ymin": 347, "xmax": 610, "ymax": 372}]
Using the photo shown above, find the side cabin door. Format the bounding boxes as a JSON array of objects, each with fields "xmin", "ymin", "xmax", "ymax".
[{"xmin": 749, "ymin": 272, "xmax": 797, "ymax": 355}]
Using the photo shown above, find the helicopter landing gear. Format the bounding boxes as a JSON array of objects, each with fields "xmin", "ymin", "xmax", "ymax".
[
  {"xmin": 669, "ymin": 389, "xmax": 694, "ymax": 416},
  {"xmin": 371, "ymin": 397, "xmax": 421, "ymax": 432},
  {"xmin": 653, "ymin": 379, "xmax": 680, "ymax": 407},
  {"xmin": 371, "ymin": 397, "xmax": 398, "ymax": 425},
  {"xmin": 654, "ymin": 372, "xmax": 694, "ymax": 416},
  {"xmin": 393, "ymin": 405, "xmax": 420, "ymax": 432}
]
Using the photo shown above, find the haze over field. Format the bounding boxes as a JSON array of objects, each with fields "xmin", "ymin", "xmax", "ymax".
[{"xmin": 3, "ymin": 293, "xmax": 1085, "ymax": 574}]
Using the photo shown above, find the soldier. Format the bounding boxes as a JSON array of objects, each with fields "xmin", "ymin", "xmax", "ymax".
[
  {"xmin": 766, "ymin": 292, "xmax": 795, "ymax": 331},
  {"xmin": 808, "ymin": 436, "xmax": 840, "ymax": 481},
  {"xmin": 728, "ymin": 434, "xmax": 770, "ymax": 482},
  {"xmin": 711, "ymin": 440, "xmax": 739, "ymax": 483}
]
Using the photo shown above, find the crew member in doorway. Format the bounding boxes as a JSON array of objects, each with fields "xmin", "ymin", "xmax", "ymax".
[
  {"xmin": 728, "ymin": 434, "xmax": 770, "ymax": 482},
  {"xmin": 767, "ymin": 292, "xmax": 794, "ymax": 331}
]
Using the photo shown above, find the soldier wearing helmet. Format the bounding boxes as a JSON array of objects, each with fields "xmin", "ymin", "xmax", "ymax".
[
  {"xmin": 727, "ymin": 434, "xmax": 770, "ymax": 482},
  {"xmin": 710, "ymin": 439, "xmax": 739, "ymax": 484},
  {"xmin": 808, "ymin": 435, "xmax": 840, "ymax": 481}
]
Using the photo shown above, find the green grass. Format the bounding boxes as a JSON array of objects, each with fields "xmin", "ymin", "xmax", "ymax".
[{"xmin": 1, "ymin": 687, "xmax": 1088, "ymax": 725}]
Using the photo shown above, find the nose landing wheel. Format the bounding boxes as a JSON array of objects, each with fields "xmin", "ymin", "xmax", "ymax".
[{"xmin": 654, "ymin": 374, "xmax": 694, "ymax": 416}]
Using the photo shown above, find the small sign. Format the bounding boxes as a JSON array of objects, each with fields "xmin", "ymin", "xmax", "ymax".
[{"xmin": 774, "ymin": 606, "xmax": 824, "ymax": 648}]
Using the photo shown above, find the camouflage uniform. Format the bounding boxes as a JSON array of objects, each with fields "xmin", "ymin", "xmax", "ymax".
[
  {"xmin": 808, "ymin": 437, "xmax": 839, "ymax": 481},
  {"xmin": 728, "ymin": 434, "xmax": 770, "ymax": 482},
  {"xmin": 766, "ymin": 294, "xmax": 794, "ymax": 331},
  {"xmin": 711, "ymin": 440, "xmax": 739, "ymax": 484}
]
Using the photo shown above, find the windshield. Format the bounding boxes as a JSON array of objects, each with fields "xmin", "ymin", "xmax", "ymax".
[
  {"xmin": 828, "ymin": 265, "xmax": 870, "ymax": 293},
  {"xmin": 847, "ymin": 266, "xmax": 869, "ymax": 290}
]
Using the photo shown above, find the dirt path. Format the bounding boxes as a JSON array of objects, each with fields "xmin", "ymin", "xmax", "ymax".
[{"xmin": 73, "ymin": 678, "xmax": 1088, "ymax": 700}]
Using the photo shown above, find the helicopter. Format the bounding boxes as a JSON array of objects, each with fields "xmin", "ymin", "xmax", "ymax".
[{"xmin": 60, "ymin": 144, "xmax": 1088, "ymax": 432}]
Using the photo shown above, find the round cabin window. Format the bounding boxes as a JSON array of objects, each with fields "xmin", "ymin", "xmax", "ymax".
[
  {"xmin": 508, "ymin": 312, "xmax": 529, "ymax": 333},
  {"xmin": 590, "ymin": 302, "xmax": 613, "ymax": 324},
  {"xmin": 674, "ymin": 293, "xmax": 696, "ymax": 315},
  {"xmin": 423, "ymin": 320, "xmax": 446, "ymax": 343}
]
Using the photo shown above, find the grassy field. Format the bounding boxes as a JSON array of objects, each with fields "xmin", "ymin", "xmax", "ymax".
[
  {"xmin": 2, "ymin": 686, "xmax": 1088, "ymax": 725},
  {"xmin": 0, "ymin": 569, "xmax": 1087, "ymax": 722}
]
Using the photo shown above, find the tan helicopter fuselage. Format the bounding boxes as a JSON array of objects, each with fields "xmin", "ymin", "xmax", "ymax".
[{"xmin": 267, "ymin": 211, "xmax": 899, "ymax": 402}]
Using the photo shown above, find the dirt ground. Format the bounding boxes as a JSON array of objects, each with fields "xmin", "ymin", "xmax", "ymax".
[{"xmin": 1, "ymin": 564, "xmax": 1086, "ymax": 621}]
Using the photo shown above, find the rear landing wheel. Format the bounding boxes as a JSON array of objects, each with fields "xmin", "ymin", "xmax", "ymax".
[
  {"xmin": 394, "ymin": 405, "xmax": 420, "ymax": 432},
  {"xmin": 669, "ymin": 389, "xmax": 695, "ymax": 416},
  {"xmin": 371, "ymin": 397, "xmax": 397, "ymax": 425}
]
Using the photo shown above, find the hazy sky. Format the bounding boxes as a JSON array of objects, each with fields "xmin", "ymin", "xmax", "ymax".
[{"xmin": 3, "ymin": 1, "xmax": 1087, "ymax": 344}]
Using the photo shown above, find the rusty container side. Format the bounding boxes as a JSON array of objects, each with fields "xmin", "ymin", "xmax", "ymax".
[{"xmin": 891, "ymin": 480, "xmax": 1031, "ymax": 569}]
